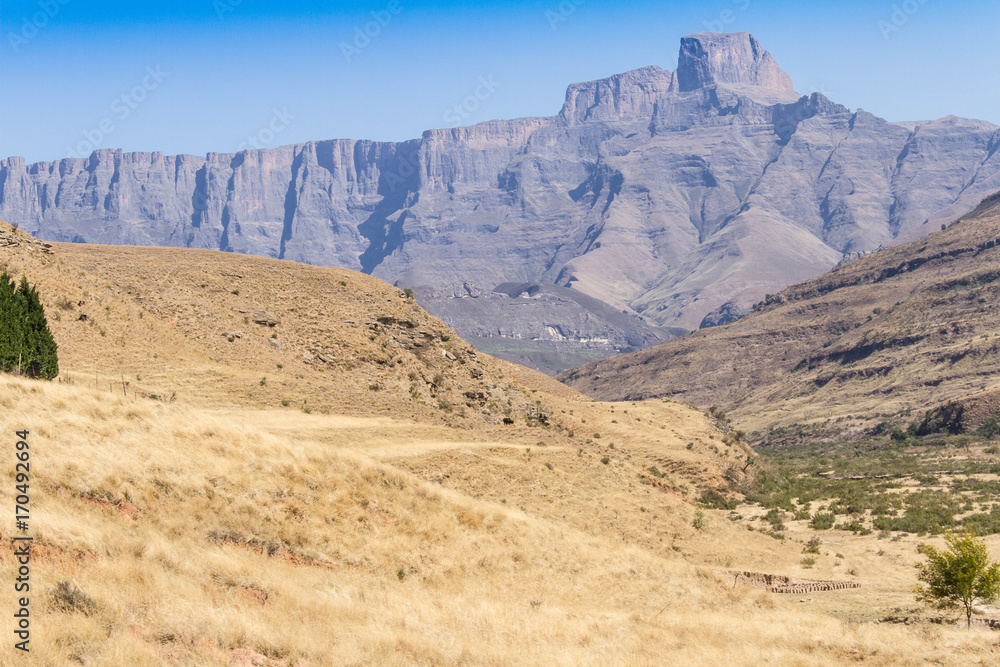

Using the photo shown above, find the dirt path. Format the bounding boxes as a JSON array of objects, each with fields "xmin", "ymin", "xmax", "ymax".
[{"xmin": 207, "ymin": 408, "xmax": 548, "ymax": 458}]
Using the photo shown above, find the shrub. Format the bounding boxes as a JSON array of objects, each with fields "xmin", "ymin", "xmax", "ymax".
[
  {"xmin": 810, "ymin": 512, "xmax": 836, "ymax": 530},
  {"xmin": 874, "ymin": 502, "xmax": 955, "ymax": 534},
  {"xmin": 699, "ymin": 489, "xmax": 738, "ymax": 510},
  {"xmin": 49, "ymin": 581, "xmax": 98, "ymax": 615},
  {"xmin": 762, "ymin": 508, "xmax": 785, "ymax": 526},
  {"xmin": 976, "ymin": 418, "xmax": 1000, "ymax": 439},
  {"xmin": 961, "ymin": 512, "xmax": 1000, "ymax": 536},
  {"xmin": 692, "ymin": 510, "xmax": 705, "ymax": 530},
  {"xmin": 836, "ymin": 519, "xmax": 871, "ymax": 535},
  {"xmin": 909, "ymin": 404, "xmax": 963, "ymax": 437}
]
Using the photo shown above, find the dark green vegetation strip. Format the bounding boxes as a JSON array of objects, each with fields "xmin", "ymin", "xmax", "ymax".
[{"xmin": 747, "ymin": 436, "xmax": 1000, "ymax": 536}]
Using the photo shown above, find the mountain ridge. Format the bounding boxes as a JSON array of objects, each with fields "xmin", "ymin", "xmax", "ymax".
[{"xmin": 4, "ymin": 32, "xmax": 1000, "ymax": 373}]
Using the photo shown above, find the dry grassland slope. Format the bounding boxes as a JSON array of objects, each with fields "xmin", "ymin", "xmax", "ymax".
[{"xmin": 0, "ymin": 223, "xmax": 996, "ymax": 664}]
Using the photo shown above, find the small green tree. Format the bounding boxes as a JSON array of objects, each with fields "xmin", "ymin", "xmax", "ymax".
[
  {"xmin": 0, "ymin": 272, "xmax": 19, "ymax": 372},
  {"xmin": 0, "ymin": 271, "xmax": 58, "ymax": 379},
  {"xmin": 915, "ymin": 531, "xmax": 1000, "ymax": 628},
  {"xmin": 18, "ymin": 277, "xmax": 58, "ymax": 379}
]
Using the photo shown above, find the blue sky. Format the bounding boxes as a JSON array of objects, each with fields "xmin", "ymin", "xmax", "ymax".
[{"xmin": 1, "ymin": 0, "xmax": 997, "ymax": 163}]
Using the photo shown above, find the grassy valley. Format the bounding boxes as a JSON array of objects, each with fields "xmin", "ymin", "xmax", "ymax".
[{"xmin": 3, "ymin": 221, "xmax": 1000, "ymax": 663}]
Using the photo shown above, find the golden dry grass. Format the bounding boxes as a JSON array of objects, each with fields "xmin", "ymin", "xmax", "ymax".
[
  {"xmin": 3, "ymin": 375, "xmax": 1000, "ymax": 666},
  {"xmin": 2, "ymin": 222, "xmax": 999, "ymax": 664}
]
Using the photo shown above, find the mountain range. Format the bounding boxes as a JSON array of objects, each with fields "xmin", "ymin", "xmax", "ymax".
[{"xmin": 4, "ymin": 32, "xmax": 1000, "ymax": 372}]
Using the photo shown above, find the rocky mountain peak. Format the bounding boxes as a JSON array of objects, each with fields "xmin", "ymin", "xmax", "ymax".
[
  {"xmin": 559, "ymin": 65, "xmax": 676, "ymax": 124},
  {"xmin": 677, "ymin": 32, "xmax": 795, "ymax": 95}
]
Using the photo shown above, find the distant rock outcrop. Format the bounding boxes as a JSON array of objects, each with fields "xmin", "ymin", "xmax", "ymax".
[{"xmin": 3, "ymin": 33, "xmax": 1000, "ymax": 372}]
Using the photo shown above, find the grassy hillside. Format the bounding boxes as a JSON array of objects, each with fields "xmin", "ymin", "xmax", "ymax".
[
  {"xmin": 2, "ymin": 221, "xmax": 999, "ymax": 664},
  {"xmin": 560, "ymin": 193, "xmax": 1000, "ymax": 434},
  {"xmin": 9, "ymin": 375, "xmax": 1000, "ymax": 665}
]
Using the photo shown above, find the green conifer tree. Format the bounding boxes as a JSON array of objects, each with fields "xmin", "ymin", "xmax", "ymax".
[
  {"xmin": 0, "ymin": 271, "xmax": 22, "ymax": 373},
  {"xmin": 17, "ymin": 277, "xmax": 58, "ymax": 379},
  {"xmin": 0, "ymin": 272, "xmax": 58, "ymax": 379}
]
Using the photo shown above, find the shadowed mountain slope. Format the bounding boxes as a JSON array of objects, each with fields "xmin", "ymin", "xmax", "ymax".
[{"xmin": 561, "ymin": 193, "xmax": 1000, "ymax": 432}]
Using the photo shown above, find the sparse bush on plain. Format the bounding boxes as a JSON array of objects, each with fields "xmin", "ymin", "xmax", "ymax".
[
  {"xmin": 49, "ymin": 581, "xmax": 98, "ymax": 616},
  {"xmin": 699, "ymin": 489, "xmax": 738, "ymax": 510},
  {"xmin": 916, "ymin": 531, "xmax": 1000, "ymax": 628}
]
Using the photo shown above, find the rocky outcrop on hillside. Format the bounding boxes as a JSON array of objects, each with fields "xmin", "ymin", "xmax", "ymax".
[{"xmin": 3, "ymin": 32, "xmax": 999, "ymax": 372}]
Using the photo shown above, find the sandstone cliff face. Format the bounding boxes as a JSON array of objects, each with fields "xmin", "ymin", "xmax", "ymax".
[{"xmin": 3, "ymin": 32, "xmax": 999, "ymax": 371}]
